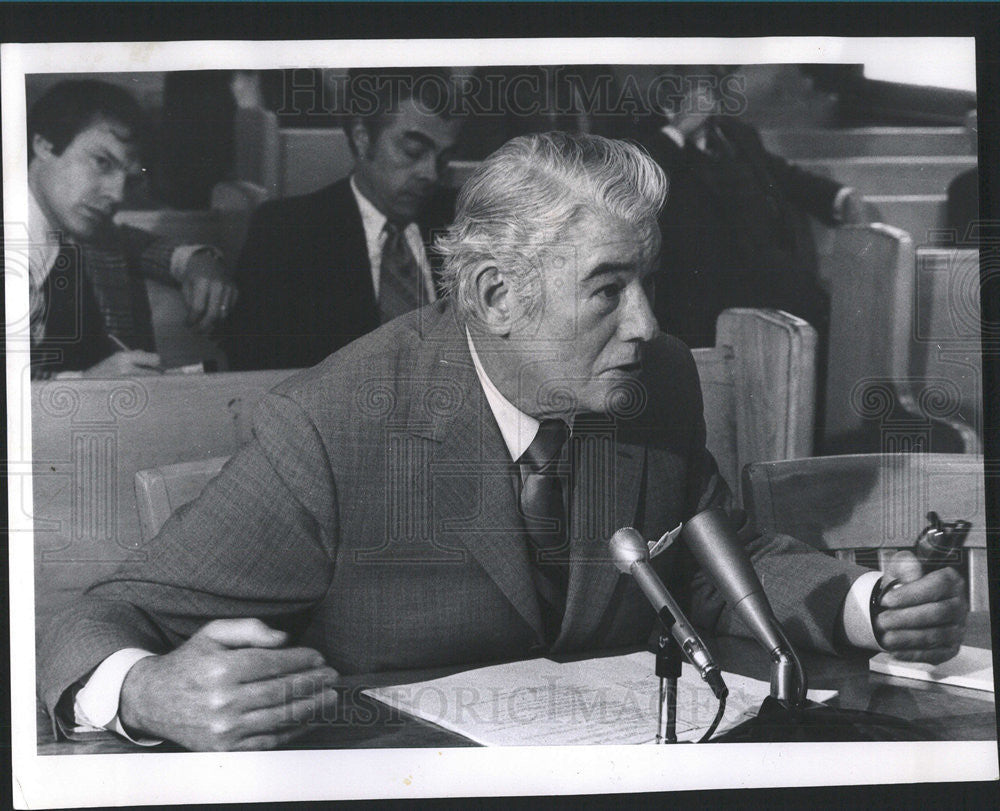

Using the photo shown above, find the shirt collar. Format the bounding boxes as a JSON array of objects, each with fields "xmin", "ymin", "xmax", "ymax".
[
  {"xmin": 465, "ymin": 327, "xmax": 540, "ymax": 462},
  {"xmin": 28, "ymin": 188, "xmax": 62, "ymax": 283},
  {"xmin": 350, "ymin": 175, "xmax": 388, "ymax": 236},
  {"xmin": 660, "ymin": 123, "xmax": 708, "ymax": 153}
]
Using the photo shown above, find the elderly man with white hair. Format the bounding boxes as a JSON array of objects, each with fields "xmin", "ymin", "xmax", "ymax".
[{"xmin": 39, "ymin": 132, "xmax": 967, "ymax": 751}]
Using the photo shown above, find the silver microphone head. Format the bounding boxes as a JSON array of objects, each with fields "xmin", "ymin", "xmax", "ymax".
[{"xmin": 608, "ymin": 527, "xmax": 649, "ymax": 573}]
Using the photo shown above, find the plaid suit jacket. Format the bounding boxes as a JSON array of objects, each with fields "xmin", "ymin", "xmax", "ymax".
[{"xmin": 38, "ymin": 300, "xmax": 867, "ymax": 721}]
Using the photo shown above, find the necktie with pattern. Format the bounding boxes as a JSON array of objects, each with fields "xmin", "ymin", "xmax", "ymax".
[
  {"xmin": 518, "ymin": 418, "xmax": 571, "ymax": 643},
  {"xmin": 377, "ymin": 221, "xmax": 422, "ymax": 323}
]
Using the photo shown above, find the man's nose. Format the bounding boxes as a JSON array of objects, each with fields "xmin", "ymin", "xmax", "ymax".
[
  {"xmin": 620, "ymin": 282, "xmax": 658, "ymax": 343},
  {"xmin": 415, "ymin": 152, "xmax": 440, "ymax": 185},
  {"xmin": 100, "ymin": 170, "xmax": 128, "ymax": 205}
]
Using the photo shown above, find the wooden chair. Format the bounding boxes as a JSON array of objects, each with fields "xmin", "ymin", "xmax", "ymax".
[
  {"xmin": 135, "ymin": 457, "xmax": 229, "ymax": 542},
  {"xmin": 742, "ymin": 453, "xmax": 990, "ymax": 611},
  {"xmin": 813, "ymin": 223, "xmax": 915, "ymax": 453},
  {"xmin": 813, "ymin": 225, "xmax": 981, "ymax": 455},
  {"xmin": 911, "ymin": 247, "xmax": 982, "ymax": 452},
  {"xmin": 30, "ymin": 370, "xmax": 294, "ymax": 628},
  {"xmin": 866, "ymin": 194, "xmax": 948, "ymax": 247}
]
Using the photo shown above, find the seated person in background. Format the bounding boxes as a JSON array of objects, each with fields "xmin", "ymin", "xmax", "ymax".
[
  {"xmin": 625, "ymin": 65, "xmax": 867, "ymax": 349},
  {"xmin": 946, "ymin": 109, "xmax": 979, "ymax": 239},
  {"xmin": 38, "ymin": 134, "xmax": 966, "ymax": 751},
  {"xmin": 28, "ymin": 80, "xmax": 237, "ymax": 379},
  {"xmin": 223, "ymin": 67, "xmax": 461, "ymax": 371}
]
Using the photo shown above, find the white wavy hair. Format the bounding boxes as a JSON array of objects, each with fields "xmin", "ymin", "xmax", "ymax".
[{"xmin": 435, "ymin": 131, "xmax": 668, "ymax": 322}]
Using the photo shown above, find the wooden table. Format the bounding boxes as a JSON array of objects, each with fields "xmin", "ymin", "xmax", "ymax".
[{"xmin": 36, "ymin": 613, "xmax": 996, "ymax": 754}]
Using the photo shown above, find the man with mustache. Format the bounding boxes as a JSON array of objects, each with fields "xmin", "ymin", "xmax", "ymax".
[
  {"xmin": 27, "ymin": 79, "xmax": 237, "ymax": 378},
  {"xmin": 223, "ymin": 67, "xmax": 461, "ymax": 370}
]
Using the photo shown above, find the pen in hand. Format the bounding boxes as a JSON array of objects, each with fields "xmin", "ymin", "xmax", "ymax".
[{"xmin": 108, "ymin": 334, "xmax": 164, "ymax": 373}]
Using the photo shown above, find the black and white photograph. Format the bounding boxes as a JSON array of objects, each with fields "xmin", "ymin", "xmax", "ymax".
[{"xmin": 4, "ymin": 21, "xmax": 998, "ymax": 808}]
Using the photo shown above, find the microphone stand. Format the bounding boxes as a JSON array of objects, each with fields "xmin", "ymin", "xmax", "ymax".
[
  {"xmin": 712, "ymin": 620, "xmax": 932, "ymax": 743},
  {"xmin": 655, "ymin": 622, "xmax": 683, "ymax": 744}
]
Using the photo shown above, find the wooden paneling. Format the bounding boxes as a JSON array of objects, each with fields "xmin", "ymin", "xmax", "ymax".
[
  {"xmin": 798, "ymin": 156, "xmax": 977, "ymax": 197},
  {"xmin": 760, "ymin": 127, "xmax": 971, "ymax": 159}
]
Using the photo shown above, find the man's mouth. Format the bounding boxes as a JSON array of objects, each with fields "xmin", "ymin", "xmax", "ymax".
[
  {"xmin": 80, "ymin": 205, "xmax": 112, "ymax": 222},
  {"xmin": 609, "ymin": 361, "xmax": 642, "ymax": 375}
]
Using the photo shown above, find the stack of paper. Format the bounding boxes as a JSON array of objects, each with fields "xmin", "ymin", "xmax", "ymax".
[
  {"xmin": 365, "ymin": 652, "xmax": 836, "ymax": 746},
  {"xmin": 869, "ymin": 646, "xmax": 995, "ymax": 692}
]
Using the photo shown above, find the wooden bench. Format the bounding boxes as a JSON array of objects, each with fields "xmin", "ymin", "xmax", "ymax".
[
  {"xmin": 759, "ymin": 127, "xmax": 971, "ymax": 159},
  {"xmin": 813, "ymin": 225, "xmax": 982, "ymax": 455},
  {"xmin": 797, "ymin": 156, "xmax": 977, "ymax": 197},
  {"xmin": 233, "ymin": 108, "xmax": 353, "ymax": 198},
  {"xmin": 910, "ymin": 247, "xmax": 983, "ymax": 452},
  {"xmin": 866, "ymin": 194, "xmax": 949, "ymax": 247},
  {"xmin": 32, "ymin": 308, "xmax": 816, "ymax": 627}
]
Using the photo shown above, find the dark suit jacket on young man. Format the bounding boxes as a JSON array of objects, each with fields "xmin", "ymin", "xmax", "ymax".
[
  {"xmin": 39, "ymin": 299, "xmax": 869, "ymax": 723},
  {"xmin": 31, "ymin": 225, "xmax": 178, "ymax": 378},
  {"xmin": 639, "ymin": 117, "xmax": 844, "ymax": 349},
  {"xmin": 222, "ymin": 177, "xmax": 456, "ymax": 371}
]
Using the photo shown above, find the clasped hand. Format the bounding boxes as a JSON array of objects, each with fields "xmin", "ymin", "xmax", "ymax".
[
  {"xmin": 119, "ymin": 618, "xmax": 339, "ymax": 751},
  {"xmin": 874, "ymin": 551, "xmax": 968, "ymax": 664}
]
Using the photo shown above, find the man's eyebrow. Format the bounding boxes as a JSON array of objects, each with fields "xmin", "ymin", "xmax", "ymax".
[
  {"xmin": 402, "ymin": 130, "xmax": 438, "ymax": 150},
  {"xmin": 581, "ymin": 262, "xmax": 633, "ymax": 283}
]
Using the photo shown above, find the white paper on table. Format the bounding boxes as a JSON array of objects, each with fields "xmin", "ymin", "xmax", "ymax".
[
  {"xmin": 870, "ymin": 645, "xmax": 995, "ymax": 693},
  {"xmin": 364, "ymin": 651, "xmax": 837, "ymax": 746}
]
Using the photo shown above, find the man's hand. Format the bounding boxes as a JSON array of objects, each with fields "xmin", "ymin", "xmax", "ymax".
[
  {"xmin": 119, "ymin": 618, "xmax": 339, "ymax": 751},
  {"xmin": 875, "ymin": 551, "xmax": 968, "ymax": 664},
  {"xmin": 836, "ymin": 189, "xmax": 870, "ymax": 225},
  {"xmin": 84, "ymin": 350, "xmax": 163, "ymax": 377},
  {"xmin": 180, "ymin": 250, "xmax": 238, "ymax": 333}
]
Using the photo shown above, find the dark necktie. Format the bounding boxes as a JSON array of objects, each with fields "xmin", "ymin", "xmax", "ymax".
[
  {"xmin": 377, "ymin": 221, "xmax": 422, "ymax": 323},
  {"xmin": 32, "ymin": 243, "xmax": 115, "ymax": 375},
  {"xmin": 518, "ymin": 418, "xmax": 570, "ymax": 643}
]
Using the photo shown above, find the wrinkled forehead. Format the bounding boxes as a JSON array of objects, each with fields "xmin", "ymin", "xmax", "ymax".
[{"xmin": 558, "ymin": 210, "xmax": 661, "ymax": 264}]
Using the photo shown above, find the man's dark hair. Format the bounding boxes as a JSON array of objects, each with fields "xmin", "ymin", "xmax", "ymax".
[
  {"xmin": 27, "ymin": 79, "xmax": 147, "ymax": 162},
  {"xmin": 344, "ymin": 66, "xmax": 455, "ymax": 155}
]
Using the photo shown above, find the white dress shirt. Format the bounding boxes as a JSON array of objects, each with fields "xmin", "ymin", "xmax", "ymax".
[{"xmin": 349, "ymin": 176, "xmax": 437, "ymax": 303}]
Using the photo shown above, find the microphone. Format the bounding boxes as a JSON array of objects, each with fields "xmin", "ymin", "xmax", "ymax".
[
  {"xmin": 680, "ymin": 507, "xmax": 787, "ymax": 658},
  {"xmin": 609, "ymin": 527, "xmax": 726, "ymax": 699}
]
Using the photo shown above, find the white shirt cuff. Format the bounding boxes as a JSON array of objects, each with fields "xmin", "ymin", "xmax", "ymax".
[
  {"xmin": 832, "ymin": 186, "xmax": 857, "ymax": 223},
  {"xmin": 170, "ymin": 244, "xmax": 221, "ymax": 282},
  {"xmin": 840, "ymin": 570, "xmax": 886, "ymax": 651},
  {"xmin": 73, "ymin": 648, "xmax": 162, "ymax": 745}
]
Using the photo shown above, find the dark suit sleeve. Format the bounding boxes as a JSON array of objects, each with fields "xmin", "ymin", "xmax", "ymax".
[
  {"xmin": 757, "ymin": 147, "xmax": 845, "ymax": 226},
  {"xmin": 221, "ymin": 202, "xmax": 285, "ymax": 370},
  {"xmin": 36, "ymin": 391, "xmax": 339, "ymax": 732},
  {"xmin": 667, "ymin": 338, "xmax": 869, "ymax": 654}
]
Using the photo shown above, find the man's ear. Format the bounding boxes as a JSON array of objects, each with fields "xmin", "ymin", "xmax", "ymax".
[
  {"xmin": 349, "ymin": 121, "xmax": 371, "ymax": 160},
  {"xmin": 31, "ymin": 133, "xmax": 55, "ymax": 162},
  {"xmin": 472, "ymin": 263, "xmax": 517, "ymax": 335}
]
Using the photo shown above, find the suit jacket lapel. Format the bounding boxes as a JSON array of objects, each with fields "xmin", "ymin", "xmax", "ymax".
[
  {"xmin": 554, "ymin": 418, "xmax": 646, "ymax": 650},
  {"xmin": 402, "ymin": 312, "xmax": 545, "ymax": 643}
]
